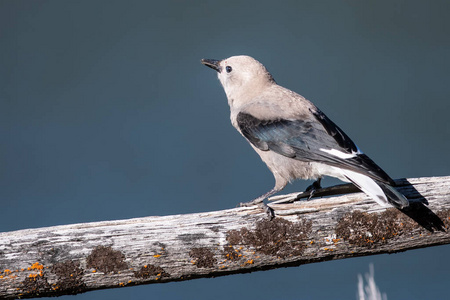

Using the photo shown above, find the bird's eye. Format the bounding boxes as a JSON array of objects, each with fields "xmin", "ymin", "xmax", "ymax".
[{"xmin": 226, "ymin": 66, "xmax": 232, "ymax": 73}]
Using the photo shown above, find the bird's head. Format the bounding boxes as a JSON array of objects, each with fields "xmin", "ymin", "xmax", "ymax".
[{"xmin": 201, "ymin": 55, "xmax": 275, "ymax": 106}]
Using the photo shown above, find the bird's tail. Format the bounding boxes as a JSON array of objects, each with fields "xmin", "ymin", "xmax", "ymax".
[
  {"xmin": 341, "ymin": 169, "xmax": 409, "ymax": 209},
  {"xmin": 377, "ymin": 182, "xmax": 409, "ymax": 209}
]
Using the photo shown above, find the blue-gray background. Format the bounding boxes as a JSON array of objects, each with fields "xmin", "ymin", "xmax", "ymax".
[{"xmin": 1, "ymin": 0, "xmax": 449, "ymax": 299}]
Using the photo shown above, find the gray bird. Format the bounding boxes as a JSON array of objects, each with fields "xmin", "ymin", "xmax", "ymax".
[{"xmin": 201, "ymin": 55, "xmax": 408, "ymax": 209}]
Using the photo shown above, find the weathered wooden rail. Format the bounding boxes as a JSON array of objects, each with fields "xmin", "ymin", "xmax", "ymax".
[{"xmin": 0, "ymin": 176, "xmax": 449, "ymax": 299}]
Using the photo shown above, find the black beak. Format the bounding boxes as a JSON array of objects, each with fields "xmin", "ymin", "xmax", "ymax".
[{"xmin": 201, "ymin": 58, "xmax": 222, "ymax": 72}]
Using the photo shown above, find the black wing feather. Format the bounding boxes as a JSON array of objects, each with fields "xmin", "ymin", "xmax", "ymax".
[
  {"xmin": 310, "ymin": 109, "xmax": 358, "ymax": 153},
  {"xmin": 236, "ymin": 111, "xmax": 394, "ymax": 185}
]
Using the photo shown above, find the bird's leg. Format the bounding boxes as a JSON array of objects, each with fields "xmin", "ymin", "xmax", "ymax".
[
  {"xmin": 305, "ymin": 177, "xmax": 322, "ymax": 200},
  {"xmin": 240, "ymin": 187, "xmax": 281, "ymax": 207},
  {"xmin": 240, "ymin": 179, "xmax": 287, "ymax": 219}
]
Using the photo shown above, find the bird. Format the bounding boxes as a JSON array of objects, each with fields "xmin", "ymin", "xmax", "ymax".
[{"xmin": 201, "ymin": 55, "xmax": 409, "ymax": 210}]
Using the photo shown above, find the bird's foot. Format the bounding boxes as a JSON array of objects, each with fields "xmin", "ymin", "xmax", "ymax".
[
  {"xmin": 305, "ymin": 178, "xmax": 322, "ymax": 200},
  {"xmin": 239, "ymin": 197, "xmax": 275, "ymax": 220}
]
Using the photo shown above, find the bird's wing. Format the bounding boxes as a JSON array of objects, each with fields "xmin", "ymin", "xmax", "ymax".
[{"xmin": 236, "ymin": 109, "xmax": 394, "ymax": 185}]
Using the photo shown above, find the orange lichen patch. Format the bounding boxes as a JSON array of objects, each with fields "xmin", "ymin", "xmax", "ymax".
[
  {"xmin": 332, "ymin": 238, "xmax": 341, "ymax": 243},
  {"xmin": 21, "ymin": 263, "xmax": 52, "ymax": 294},
  {"xmin": 3, "ymin": 269, "xmax": 12, "ymax": 275},
  {"xmin": 240, "ymin": 259, "xmax": 255, "ymax": 267},
  {"xmin": 29, "ymin": 262, "xmax": 44, "ymax": 271},
  {"xmin": 119, "ymin": 282, "xmax": 125, "ymax": 286},
  {"xmin": 153, "ymin": 254, "xmax": 161, "ymax": 258},
  {"xmin": 92, "ymin": 270, "xmax": 97, "ymax": 273},
  {"xmin": 27, "ymin": 269, "xmax": 44, "ymax": 280},
  {"xmin": 223, "ymin": 244, "xmax": 241, "ymax": 261}
]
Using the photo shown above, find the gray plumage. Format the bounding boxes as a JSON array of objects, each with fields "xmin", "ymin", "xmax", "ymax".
[{"xmin": 201, "ymin": 55, "xmax": 408, "ymax": 209}]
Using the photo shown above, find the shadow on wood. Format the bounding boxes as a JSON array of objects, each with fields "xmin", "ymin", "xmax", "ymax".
[
  {"xmin": 397, "ymin": 178, "xmax": 445, "ymax": 232},
  {"xmin": 272, "ymin": 178, "xmax": 446, "ymax": 232}
]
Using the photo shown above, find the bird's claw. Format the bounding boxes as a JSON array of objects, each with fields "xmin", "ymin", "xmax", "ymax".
[{"xmin": 305, "ymin": 178, "xmax": 322, "ymax": 201}]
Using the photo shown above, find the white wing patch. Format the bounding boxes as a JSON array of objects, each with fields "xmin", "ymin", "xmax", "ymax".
[
  {"xmin": 340, "ymin": 169, "xmax": 390, "ymax": 207},
  {"xmin": 320, "ymin": 148, "xmax": 358, "ymax": 159}
]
